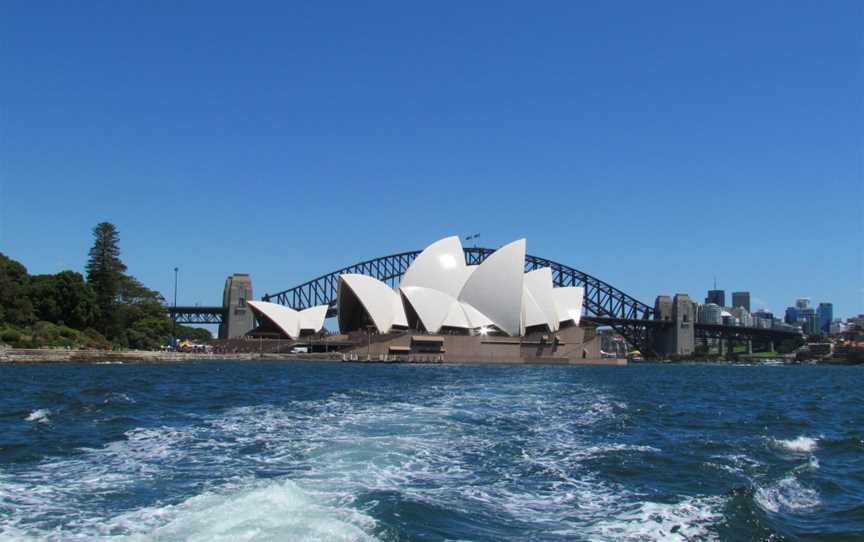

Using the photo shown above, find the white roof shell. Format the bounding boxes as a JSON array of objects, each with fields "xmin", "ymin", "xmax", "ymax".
[
  {"xmin": 400, "ymin": 236, "xmax": 468, "ymax": 299},
  {"xmin": 458, "ymin": 239, "xmax": 526, "ymax": 336},
  {"xmin": 552, "ymin": 286, "xmax": 584, "ymax": 325},
  {"xmin": 248, "ymin": 301, "xmax": 300, "ymax": 338},
  {"xmin": 442, "ymin": 301, "xmax": 471, "ymax": 329},
  {"xmin": 522, "ymin": 289, "xmax": 547, "ymax": 329},
  {"xmin": 247, "ymin": 301, "xmax": 329, "ymax": 339},
  {"xmin": 338, "ymin": 274, "xmax": 407, "ymax": 334},
  {"xmin": 400, "ymin": 286, "xmax": 460, "ymax": 334},
  {"xmin": 299, "ymin": 305, "xmax": 329, "ymax": 333},
  {"xmin": 457, "ymin": 301, "xmax": 494, "ymax": 328},
  {"xmin": 523, "ymin": 267, "xmax": 560, "ymax": 332}
]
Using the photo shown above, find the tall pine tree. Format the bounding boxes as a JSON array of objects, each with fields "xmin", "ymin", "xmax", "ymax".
[{"xmin": 85, "ymin": 222, "xmax": 127, "ymax": 337}]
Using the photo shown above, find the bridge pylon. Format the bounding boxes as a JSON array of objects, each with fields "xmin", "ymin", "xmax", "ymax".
[
  {"xmin": 652, "ymin": 294, "xmax": 695, "ymax": 357},
  {"xmin": 218, "ymin": 273, "xmax": 255, "ymax": 339}
]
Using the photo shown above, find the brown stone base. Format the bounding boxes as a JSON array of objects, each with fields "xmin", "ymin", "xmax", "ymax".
[{"xmin": 338, "ymin": 323, "xmax": 624, "ymax": 365}]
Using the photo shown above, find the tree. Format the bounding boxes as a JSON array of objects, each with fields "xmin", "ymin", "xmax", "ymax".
[
  {"xmin": 85, "ymin": 222, "xmax": 127, "ymax": 337},
  {"xmin": 0, "ymin": 253, "xmax": 35, "ymax": 326},
  {"xmin": 113, "ymin": 275, "xmax": 171, "ymax": 349},
  {"xmin": 29, "ymin": 271, "xmax": 99, "ymax": 329}
]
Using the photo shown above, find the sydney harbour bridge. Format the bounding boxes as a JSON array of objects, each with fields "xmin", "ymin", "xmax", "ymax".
[{"xmin": 170, "ymin": 247, "xmax": 800, "ymax": 357}]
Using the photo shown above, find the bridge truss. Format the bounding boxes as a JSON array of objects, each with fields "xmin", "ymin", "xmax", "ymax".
[{"xmin": 169, "ymin": 306, "xmax": 226, "ymax": 325}]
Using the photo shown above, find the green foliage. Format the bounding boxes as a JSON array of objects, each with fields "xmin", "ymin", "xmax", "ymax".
[
  {"xmin": 0, "ymin": 223, "xmax": 214, "ymax": 351},
  {"xmin": 1, "ymin": 327, "xmax": 22, "ymax": 345},
  {"xmin": 0, "ymin": 253, "xmax": 35, "ymax": 326},
  {"xmin": 28, "ymin": 271, "xmax": 99, "ymax": 329},
  {"xmin": 175, "ymin": 325, "xmax": 213, "ymax": 343},
  {"xmin": 29, "ymin": 321, "xmax": 77, "ymax": 348},
  {"xmin": 81, "ymin": 328, "xmax": 112, "ymax": 350},
  {"xmin": 86, "ymin": 222, "xmax": 127, "ymax": 335}
]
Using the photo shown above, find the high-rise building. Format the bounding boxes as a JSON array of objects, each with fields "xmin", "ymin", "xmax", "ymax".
[
  {"xmin": 795, "ymin": 298, "xmax": 811, "ymax": 310},
  {"xmin": 817, "ymin": 303, "xmax": 833, "ymax": 334},
  {"xmin": 706, "ymin": 290, "xmax": 725, "ymax": 307},
  {"xmin": 732, "ymin": 292, "xmax": 751, "ymax": 312},
  {"xmin": 785, "ymin": 306, "xmax": 799, "ymax": 325},
  {"xmin": 800, "ymin": 308, "xmax": 820, "ymax": 335}
]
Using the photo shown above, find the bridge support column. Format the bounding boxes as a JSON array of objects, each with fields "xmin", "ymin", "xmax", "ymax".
[
  {"xmin": 653, "ymin": 294, "xmax": 694, "ymax": 358},
  {"xmin": 747, "ymin": 340, "xmax": 752, "ymax": 355},
  {"xmin": 218, "ymin": 274, "xmax": 255, "ymax": 339}
]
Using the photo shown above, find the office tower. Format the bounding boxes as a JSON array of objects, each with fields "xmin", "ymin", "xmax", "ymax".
[
  {"xmin": 706, "ymin": 290, "xmax": 725, "ymax": 307},
  {"xmin": 732, "ymin": 292, "xmax": 751, "ymax": 312},
  {"xmin": 817, "ymin": 303, "xmax": 833, "ymax": 334}
]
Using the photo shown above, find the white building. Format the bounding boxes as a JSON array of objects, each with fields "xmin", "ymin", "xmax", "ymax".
[
  {"xmin": 337, "ymin": 236, "xmax": 584, "ymax": 337},
  {"xmin": 246, "ymin": 301, "xmax": 329, "ymax": 340},
  {"xmin": 699, "ymin": 303, "xmax": 723, "ymax": 325}
]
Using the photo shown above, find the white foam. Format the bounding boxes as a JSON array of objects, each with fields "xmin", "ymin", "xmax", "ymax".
[
  {"xmin": 104, "ymin": 392, "xmax": 135, "ymax": 404},
  {"xmin": 1, "ymin": 375, "xmax": 718, "ymax": 540},
  {"xmin": 770, "ymin": 436, "xmax": 818, "ymax": 453},
  {"xmin": 587, "ymin": 496, "xmax": 724, "ymax": 541},
  {"xmin": 106, "ymin": 479, "xmax": 378, "ymax": 541},
  {"xmin": 25, "ymin": 409, "xmax": 50, "ymax": 424},
  {"xmin": 755, "ymin": 475, "xmax": 820, "ymax": 514}
]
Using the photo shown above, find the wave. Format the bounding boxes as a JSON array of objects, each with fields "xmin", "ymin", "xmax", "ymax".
[
  {"xmin": 0, "ymin": 479, "xmax": 379, "ymax": 542},
  {"xmin": 1, "ymin": 376, "xmax": 723, "ymax": 540},
  {"xmin": 112, "ymin": 479, "xmax": 378, "ymax": 541},
  {"xmin": 104, "ymin": 392, "xmax": 136, "ymax": 404},
  {"xmin": 24, "ymin": 409, "xmax": 50, "ymax": 424},
  {"xmin": 586, "ymin": 496, "xmax": 725, "ymax": 541},
  {"xmin": 769, "ymin": 436, "xmax": 819, "ymax": 453},
  {"xmin": 754, "ymin": 475, "xmax": 821, "ymax": 514}
]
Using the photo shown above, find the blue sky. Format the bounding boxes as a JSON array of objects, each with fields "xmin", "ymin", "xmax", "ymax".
[{"xmin": 2, "ymin": 1, "xmax": 861, "ymax": 320}]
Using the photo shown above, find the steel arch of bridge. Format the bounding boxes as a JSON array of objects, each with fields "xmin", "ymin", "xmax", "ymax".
[{"xmin": 261, "ymin": 248, "xmax": 655, "ymax": 346}]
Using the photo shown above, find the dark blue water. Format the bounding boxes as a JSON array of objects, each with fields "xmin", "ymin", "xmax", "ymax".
[{"xmin": 1, "ymin": 362, "xmax": 862, "ymax": 541}]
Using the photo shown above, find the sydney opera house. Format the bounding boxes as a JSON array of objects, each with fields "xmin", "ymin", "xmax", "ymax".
[{"xmin": 247, "ymin": 236, "xmax": 604, "ymax": 363}]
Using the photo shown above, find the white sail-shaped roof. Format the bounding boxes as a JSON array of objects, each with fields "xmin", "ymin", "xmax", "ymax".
[
  {"xmin": 338, "ymin": 274, "xmax": 406, "ymax": 334},
  {"xmin": 248, "ymin": 301, "xmax": 329, "ymax": 338},
  {"xmin": 299, "ymin": 305, "xmax": 329, "ymax": 333},
  {"xmin": 553, "ymin": 286, "xmax": 584, "ymax": 325},
  {"xmin": 400, "ymin": 236, "xmax": 468, "ymax": 299},
  {"xmin": 391, "ymin": 289, "xmax": 408, "ymax": 328},
  {"xmin": 522, "ymin": 289, "xmax": 548, "ymax": 329},
  {"xmin": 400, "ymin": 286, "xmax": 460, "ymax": 333},
  {"xmin": 460, "ymin": 265, "xmax": 478, "ymax": 287},
  {"xmin": 524, "ymin": 267, "xmax": 559, "ymax": 332},
  {"xmin": 458, "ymin": 239, "xmax": 526, "ymax": 336},
  {"xmin": 442, "ymin": 301, "xmax": 471, "ymax": 329},
  {"xmin": 458, "ymin": 302, "xmax": 494, "ymax": 328},
  {"xmin": 248, "ymin": 300, "xmax": 301, "ymax": 339}
]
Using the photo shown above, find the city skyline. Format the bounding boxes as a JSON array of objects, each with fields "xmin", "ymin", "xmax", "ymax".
[{"xmin": 1, "ymin": 2, "xmax": 861, "ymax": 319}]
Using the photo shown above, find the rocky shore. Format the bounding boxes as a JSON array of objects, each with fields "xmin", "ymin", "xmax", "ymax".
[{"xmin": 0, "ymin": 347, "xmax": 343, "ymax": 363}]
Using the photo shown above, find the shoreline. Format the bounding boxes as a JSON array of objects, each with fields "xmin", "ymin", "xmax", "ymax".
[
  {"xmin": 1, "ymin": 348, "xmax": 855, "ymax": 365},
  {"xmin": 0, "ymin": 347, "xmax": 625, "ymax": 365}
]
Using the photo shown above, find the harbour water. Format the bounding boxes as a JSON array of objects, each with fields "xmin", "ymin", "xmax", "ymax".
[{"xmin": 1, "ymin": 361, "xmax": 862, "ymax": 541}]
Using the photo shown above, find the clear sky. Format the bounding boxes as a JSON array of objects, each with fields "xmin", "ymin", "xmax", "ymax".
[{"xmin": 2, "ymin": 1, "xmax": 862, "ymax": 321}]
